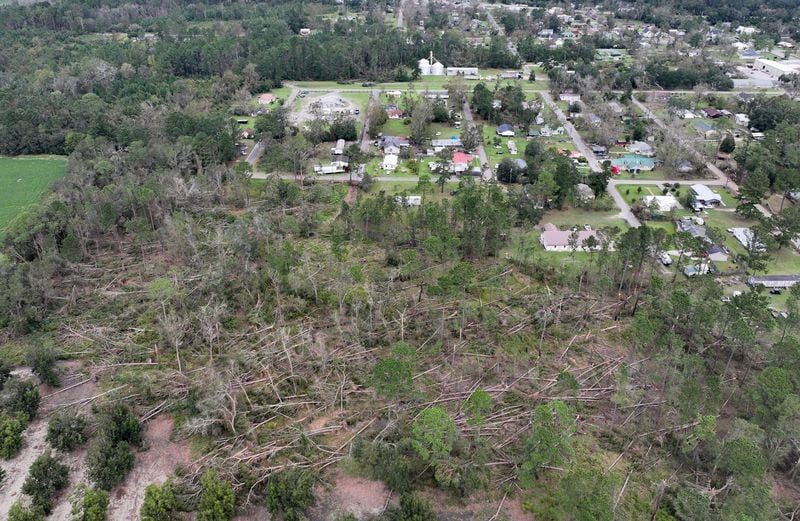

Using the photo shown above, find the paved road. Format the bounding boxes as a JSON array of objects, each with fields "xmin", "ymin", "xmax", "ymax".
[
  {"xmin": 462, "ymin": 100, "xmax": 493, "ymax": 181},
  {"xmin": 246, "ymin": 86, "xmax": 300, "ymax": 166},
  {"xmin": 249, "ymin": 172, "xmax": 461, "ymax": 183},
  {"xmin": 539, "ymin": 92, "xmax": 602, "ymax": 173},
  {"xmin": 360, "ymin": 89, "xmax": 378, "ymax": 153}
]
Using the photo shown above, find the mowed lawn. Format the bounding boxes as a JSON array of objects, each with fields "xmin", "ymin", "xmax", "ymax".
[{"xmin": 0, "ymin": 156, "xmax": 67, "ymax": 237}]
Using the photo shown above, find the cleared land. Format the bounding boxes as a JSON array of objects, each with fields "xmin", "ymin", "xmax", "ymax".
[{"xmin": 0, "ymin": 156, "xmax": 67, "ymax": 238}]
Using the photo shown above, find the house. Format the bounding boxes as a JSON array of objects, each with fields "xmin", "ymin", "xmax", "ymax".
[
  {"xmin": 690, "ymin": 184, "xmax": 722, "ymax": 208},
  {"xmin": 258, "ymin": 93, "xmax": 277, "ymax": 105},
  {"xmin": 395, "ymin": 195, "xmax": 423, "ymax": 207},
  {"xmin": 380, "ymin": 136, "xmax": 410, "ymax": 149},
  {"xmin": 539, "ymin": 223, "xmax": 605, "ymax": 251},
  {"xmin": 501, "ymin": 70, "xmax": 523, "ymax": 79},
  {"xmin": 642, "ymin": 195, "xmax": 679, "ymax": 213},
  {"xmin": 627, "ymin": 141, "xmax": 654, "ymax": 156},
  {"xmin": 703, "ymin": 108, "xmax": 723, "ymax": 119},
  {"xmin": 559, "ymin": 92, "xmax": 581, "ymax": 103},
  {"xmin": 387, "ymin": 109, "xmax": 405, "ymax": 119},
  {"xmin": 677, "ymin": 218, "xmax": 708, "ymax": 239},
  {"xmin": 382, "ymin": 154, "xmax": 399, "ymax": 171},
  {"xmin": 431, "ymin": 138, "xmax": 463, "ymax": 150},
  {"xmin": 299, "ymin": 28, "xmax": 312, "ymax": 37},
  {"xmin": 538, "ymin": 29, "xmax": 554, "ymax": 39},
  {"xmin": 694, "ymin": 121, "xmax": 720, "ymax": 139},
  {"xmin": 736, "ymin": 26, "xmax": 758, "ymax": 35},
  {"xmin": 730, "ymin": 227, "xmax": 766, "ymax": 252},
  {"xmin": 679, "ymin": 109, "xmax": 697, "ymax": 119},
  {"xmin": 333, "ymin": 139, "xmax": 346, "ymax": 156},
  {"xmin": 313, "ymin": 163, "xmax": 347, "ymax": 175},
  {"xmin": 747, "ymin": 275, "xmax": 800, "ymax": 289},
  {"xmin": 452, "ymin": 151, "xmax": 473, "ymax": 167},
  {"xmin": 240, "ymin": 128, "xmax": 255, "ymax": 139},
  {"xmin": 384, "ymin": 144, "xmax": 401, "ymax": 155},
  {"xmin": 738, "ymin": 49, "xmax": 761, "ymax": 60},
  {"xmin": 497, "ymin": 124, "xmax": 515, "ymax": 137},
  {"xmin": 446, "ymin": 67, "xmax": 479, "ymax": 78},
  {"xmin": 735, "ymin": 113, "xmax": 750, "ymax": 127},
  {"xmin": 591, "ymin": 145, "xmax": 608, "ymax": 157}
]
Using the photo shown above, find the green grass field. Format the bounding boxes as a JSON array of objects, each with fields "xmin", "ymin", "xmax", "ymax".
[{"xmin": 0, "ymin": 156, "xmax": 67, "ymax": 238}]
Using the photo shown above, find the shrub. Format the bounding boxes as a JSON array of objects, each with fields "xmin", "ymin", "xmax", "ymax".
[
  {"xmin": 22, "ymin": 450, "xmax": 70, "ymax": 514},
  {"xmin": 96, "ymin": 403, "xmax": 142, "ymax": 447},
  {"xmin": 388, "ymin": 493, "xmax": 438, "ymax": 521},
  {"xmin": 0, "ymin": 413, "xmax": 26, "ymax": 459},
  {"xmin": 4, "ymin": 379, "xmax": 40, "ymax": 421},
  {"xmin": 265, "ymin": 470, "xmax": 315, "ymax": 521},
  {"xmin": 140, "ymin": 481, "xmax": 179, "ymax": 521},
  {"xmin": 198, "ymin": 469, "xmax": 236, "ymax": 521},
  {"xmin": 0, "ymin": 359, "xmax": 11, "ymax": 390},
  {"xmin": 71, "ymin": 484, "xmax": 109, "ymax": 521},
  {"xmin": 47, "ymin": 412, "xmax": 88, "ymax": 451},
  {"xmin": 7, "ymin": 502, "xmax": 45, "ymax": 521},
  {"xmin": 27, "ymin": 344, "xmax": 59, "ymax": 387},
  {"xmin": 86, "ymin": 437, "xmax": 134, "ymax": 490}
]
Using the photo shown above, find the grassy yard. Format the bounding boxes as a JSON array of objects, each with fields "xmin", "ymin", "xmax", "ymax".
[
  {"xmin": 538, "ymin": 208, "xmax": 630, "ymax": 232},
  {"xmin": 369, "ymin": 180, "xmax": 460, "ymax": 201},
  {"xmin": 0, "ymin": 156, "xmax": 67, "ymax": 238}
]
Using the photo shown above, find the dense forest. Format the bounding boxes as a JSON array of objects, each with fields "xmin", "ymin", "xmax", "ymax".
[{"xmin": 1, "ymin": 0, "xmax": 800, "ymax": 520}]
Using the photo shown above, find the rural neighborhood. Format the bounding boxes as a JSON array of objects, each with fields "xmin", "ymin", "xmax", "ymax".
[{"xmin": 1, "ymin": 0, "xmax": 800, "ymax": 520}]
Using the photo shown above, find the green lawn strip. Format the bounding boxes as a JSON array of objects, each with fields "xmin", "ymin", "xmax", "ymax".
[
  {"xmin": 0, "ymin": 155, "xmax": 67, "ymax": 238},
  {"xmin": 369, "ymin": 180, "xmax": 460, "ymax": 201},
  {"xmin": 538, "ymin": 207, "xmax": 630, "ymax": 231}
]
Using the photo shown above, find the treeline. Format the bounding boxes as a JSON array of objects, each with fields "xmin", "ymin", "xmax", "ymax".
[{"xmin": 645, "ymin": 59, "xmax": 734, "ymax": 91}]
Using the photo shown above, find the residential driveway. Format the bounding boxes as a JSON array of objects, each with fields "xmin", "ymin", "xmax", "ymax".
[
  {"xmin": 607, "ymin": 180, "xmax": 641, "ymax": 227},
  {"xmin": 246, "ymin": 86, "xmax": 300, "ymax": 166},
  {"xmin": 462, "ymin": 100, "xmax": 493, "ymax": 181}
]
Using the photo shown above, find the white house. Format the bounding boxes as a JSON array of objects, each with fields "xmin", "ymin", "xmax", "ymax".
[
  {"xmin": 690, "ymin": 184, "xmax": 722, "ymax": 208},
  {"xmin": 395, "ymin": 195, "xmax": 422, "ymax": 207},
  {"xmin": 735, "ymin": 113, "xmax": 750, "ymax": 127},
  {"xmin": 559, "ymin": 92, "xmax": 581, "ymax": 103},
  {"xmin": 382, "ymin": 154, "xmax": 399, "ymax": 171},
  {"xmin": 384, "ymin": 144, "xmax": 401, "ymax": 155}
]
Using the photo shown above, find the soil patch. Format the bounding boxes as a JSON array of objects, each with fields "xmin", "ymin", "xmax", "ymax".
[
  {"xmin": 106, "ymin": 415, "xmax": 191, "ymax": 519},
  {"xmin": 308, "ymin": 470, "xmax": 391, "ymax": 521}
]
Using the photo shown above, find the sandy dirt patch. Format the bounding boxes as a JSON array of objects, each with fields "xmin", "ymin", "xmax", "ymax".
[
  {"xmin": 106, "ymin": 415, "xmax": 191, "ymax": 520},
  {"xmin": 308, "ymin": 470, "xmax": 391, "ymax": 521},
  {"xmin": 0, "ymin": 363, "xmax": 97, "ymax": 518},
  {"xmin": 291, "ymin": 91, "xmax": 358, "ymax": 127}
]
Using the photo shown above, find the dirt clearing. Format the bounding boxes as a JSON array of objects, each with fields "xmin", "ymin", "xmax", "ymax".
[
  {"xmin": 291, "ymin": 91, "xmax": 359, "ymax": 127},
  {"xmin": 106, "ymin": 415, "xmax": 191, "ymax": 519}
]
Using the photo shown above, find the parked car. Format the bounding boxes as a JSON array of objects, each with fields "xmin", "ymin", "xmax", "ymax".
[{"xmin": 659, "ymin": 252, "xmax": 672, "ymax": 266}]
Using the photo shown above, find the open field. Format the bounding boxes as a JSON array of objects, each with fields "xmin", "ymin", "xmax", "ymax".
[{"xmin": 0, "ymin": 156, "xmax": 67, "ymax": 238}]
